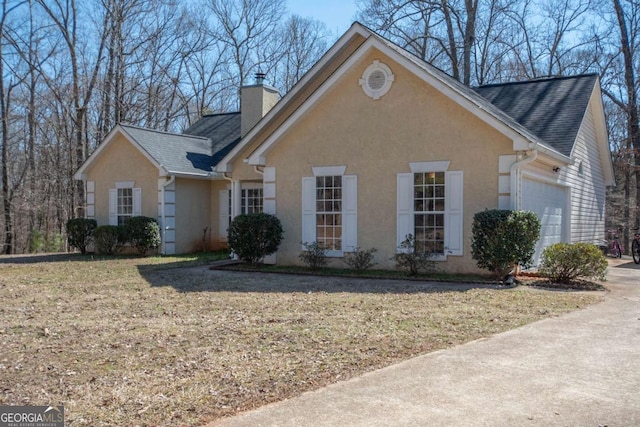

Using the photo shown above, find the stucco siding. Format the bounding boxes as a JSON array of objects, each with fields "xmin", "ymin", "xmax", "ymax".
[
  {"xmin": 566, "ymin": 103, "xmax": 606, "ymax": 244},
  {"xmin": 210, "ymin": 180, "xmax": 231, "ymax": 249},
  {"xmin": 83, "ymin": 135, "xmax": 159, "ymax": 226},
  {"xmin": 256, "ymin": 49, "xmax": 513, "ymax": 273},
  {"xmin": 174, "ymin": 178, "xmax": 213, "ymax": 253}
]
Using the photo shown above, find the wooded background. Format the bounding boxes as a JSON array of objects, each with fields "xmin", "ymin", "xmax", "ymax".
[{"xmin": 0, "ymin": 0, "xmax": 637, "ymax": 254}]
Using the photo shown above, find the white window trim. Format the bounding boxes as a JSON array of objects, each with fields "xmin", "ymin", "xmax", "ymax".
[
  {"xmin": 115, "ymin": 181, "xmax": 135, "ymax": 189},
  {"xmin": 302, "ymin": 170, "xmax": 357, "ymax": 257},
  {"xmin": 109, "ymin": 186, "xmax": 142, "ymax": 226},
  {"xmin": 312, "ymin": 166, "xmax": 346, "ymax": 176},
  {"xmin": 410, "ymin": 161, "xmax": 450, "ymax": 173},
  {"xmin": 397, "ymin": 164, "xmax": 463, "ymax": 260}
]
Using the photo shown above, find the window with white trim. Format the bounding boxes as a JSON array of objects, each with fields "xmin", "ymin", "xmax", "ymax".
[
  {"xmin": 109, "ymin": 183, "xmax": 141, "ymax": 226},
  {"xmin": 241, "ymin": 187, "xmax": 263, "ymax": 214},
  {"xmin": 397, "ymin": 164, "xmax": 463, "ymax": 258},
  {"xmin": 302, "ymin": 168, "xmax": 357, "ymax": 256},
  {"xmin": 315, "ymin": 176, "xmax": 342, "ymax": 251},
  {"xmin": 413, "ymin": 172, "xmax": 445, "ymax": 254},
  {"xmin": 117, "ymin": 188, "xmax": 134, "ymax": 226}
]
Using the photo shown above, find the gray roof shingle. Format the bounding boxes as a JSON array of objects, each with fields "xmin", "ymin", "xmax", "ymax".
[
  {"xmin": 119, "ymin": 112, "xmax": 240, "ymax": 176},
  {"xmin": 183, "ymin": 112, "xmax": 241, "ymax": 165},
  {"xmin": 474, "ymin": 74, "xmax": 597, "ymax": 157}
]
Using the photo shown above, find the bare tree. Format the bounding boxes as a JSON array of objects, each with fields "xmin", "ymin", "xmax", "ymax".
[
  {"xmin": 35, "ymin": 0, "xmax": 110, "ymax": 218},
  {"xmin": 273, "ymin": 15, "xmax": 330, "ymax": 93},
  {"xmin": 206, "ymin": 0, "xmax": 286, "ymax": 97}
]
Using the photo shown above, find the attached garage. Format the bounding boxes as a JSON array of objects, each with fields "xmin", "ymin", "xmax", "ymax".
[{"xmin": 521, "ymin": 178, "xmax": 567, "ymax": 266}]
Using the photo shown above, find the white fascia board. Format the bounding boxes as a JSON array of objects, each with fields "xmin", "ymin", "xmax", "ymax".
[{"xmin": 216, "ymin": 23, "xmax": 371, "ymax": 172}]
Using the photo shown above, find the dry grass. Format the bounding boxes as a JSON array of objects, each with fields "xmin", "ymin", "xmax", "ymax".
[{"xmin": 0, "ymin": 254, "xmax": 602, "ymax": 426}]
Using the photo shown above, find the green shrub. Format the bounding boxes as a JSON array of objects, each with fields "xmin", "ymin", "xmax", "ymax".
[
  {"xmin": 539, "ymin": 242, "xmax": 607, "ymax": 283},
  {"xmin": 45, "ymin": 232, "xmax": 65, "ymax": 252},
  {"xmin": 28, "ymin": 230, "xmax": 45, "ymax": 253},
  {"xmin": 66, "ymin": 218, "xmax": 97, "ymax": 254},
  {"xmin": 471, "ymin": 209, "xmax": 540, "ymax": 278},
  {"xmin": 299, "ymin": 241, "xmax": 329, "ymax": 270},
  {"xmin": 391, "ymin": 234, "xmax": 437, "ymax": 276},
  {"xmin": 124, "ymin": 216, "xmax": 161, "ymax": 255},
  {"xmin": 345, "ymin": 247, "xmax": 378, "ymax": 270},
  {"xmin": 228, "ymin": 213, "xmax": 284, "ymax": 265},
  {"xmin": 93, "ymin": 225, "xmax": 126, "ymax": 255}
]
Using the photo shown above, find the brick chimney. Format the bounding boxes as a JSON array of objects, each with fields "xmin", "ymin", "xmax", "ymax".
[{"xmin": 241, "ymin": 72, "xmax": 280, "ymax": 137}]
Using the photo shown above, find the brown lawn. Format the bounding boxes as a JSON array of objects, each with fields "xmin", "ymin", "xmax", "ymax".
[{"xmin": 0, "ymin": 254, "xmax": 602, "ymax": 426}]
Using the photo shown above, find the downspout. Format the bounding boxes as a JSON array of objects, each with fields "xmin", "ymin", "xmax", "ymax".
[
  {"xmin": 253, "ymin": 165, "xmax": 264, "ymax": 175},
  {"xmin": 160, "ymin": 175, "xmax": 176, "ymax": 255},
  {"xmin": 510, "ymin": 150, "xmax": 538, "ymax": 210}
]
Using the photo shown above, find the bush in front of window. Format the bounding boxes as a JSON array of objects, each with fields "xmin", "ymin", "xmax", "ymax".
[
  {"xmin": 345, "ymin": 247, "xmax": 378, "ymax": 271},
  {"xmin": 471, "ymin": 209, "xmax": 541, "ymax": 279},
  {"xmin": 124, "ymin": 216, "xmax": 161, "ymax": 256},
  {"xmin": 66, "ymin": 218, "xmax": 97, "ymax": 254},
  {"xmin": 93, "ymin": 225, "xmax": 127, "ymax": 255},
  {"xmin": 539, "ymin": 242, "xmax": 607, "ymax": 283},
  {"xmin": 299, "ymin": 241, "xmax": 329, "ymax": 270},
  {"xmin": 228, "ymin": 213, "xmax": 284, "ymax": 265},
  {"xmin": 392, "ymin": 234, "xmax": 437, "ymax": 275}
]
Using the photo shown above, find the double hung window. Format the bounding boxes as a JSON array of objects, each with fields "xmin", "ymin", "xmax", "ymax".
[
  {"xmin": 302, "ymin": 167, "xmax": 357, "ymax": 256},
  {"xmin": 397, "ymin": 163, "xmax": 463, "ymax": 258},
  {"xmin": 109, "ymin": 183, "xmax": 141, "ymax": 226},
  {"xmin": 315, "ymin": 176, "xmax": 342, "ymax": 251},
  {"xmin": 413, "ymin": 172, "xmax": 445, "ymax": 255}
]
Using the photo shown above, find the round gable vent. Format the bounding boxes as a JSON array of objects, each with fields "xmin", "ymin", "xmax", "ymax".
[{"xmin": 359, "ymin": 60, "xmax": 394, "ymax": 100}]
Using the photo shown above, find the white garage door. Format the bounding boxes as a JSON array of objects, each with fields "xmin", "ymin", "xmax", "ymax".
[{"xmin": 522, "ymin": 178, "xmax": 566, "ymax": 267}]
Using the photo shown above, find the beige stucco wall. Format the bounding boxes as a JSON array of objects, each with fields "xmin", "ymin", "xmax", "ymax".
[
  {"xmin": 234, "ymin": 48, "xmax": 515, "ymax": 273},
  {"xmin": 210, "ymin": 180, "xmax": 230, "ymax": 250},
  {"xmin": 174, "ymin": 178, "xmax": 213, "ymax": 253},
  {"xmin": 83, "ymin": 134, "xmax": 160, "ymax": 227}
]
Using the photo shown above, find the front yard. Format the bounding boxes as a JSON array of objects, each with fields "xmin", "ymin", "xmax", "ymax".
[{"xmin": 0, "ymin": 254, "xmax": 601, "ymax": 426}]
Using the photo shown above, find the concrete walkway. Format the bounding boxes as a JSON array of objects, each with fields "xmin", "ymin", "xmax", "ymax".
[{"xmin": 209, "ymin": 259, "xmax": 640, "ymax": 426}]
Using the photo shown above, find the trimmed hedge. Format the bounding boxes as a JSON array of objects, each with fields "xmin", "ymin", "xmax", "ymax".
[
  {"xmin": 539, "ymin": 242, "xmax": 607, "ymax": 283},
  {"xmin": 66, "ymin": 218, "xmax": 97, "ymax": 254},
  {"xmin": 124, "ymin": 216, "xmax": 161, "ymax": 255},
  {"xmin": 471, "ymin": 209, "xmax": 540, "ymax": 278},
  {"xmin": 228, "ymin": 213, "xmax": 284, "ymax": 265},
  {"xmin": 93, "ymin": 225, "xmax": 126, "ymax": 255}
]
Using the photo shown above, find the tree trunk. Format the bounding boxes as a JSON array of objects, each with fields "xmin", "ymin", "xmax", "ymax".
[{"xmin": 613, "ymin": 0, "xmax": 640, "ymax": 242}]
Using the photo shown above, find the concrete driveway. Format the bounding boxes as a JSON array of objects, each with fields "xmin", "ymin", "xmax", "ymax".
[{"xmin": 208, "ymin": 259, "xmax": 640, "ymax": 426}]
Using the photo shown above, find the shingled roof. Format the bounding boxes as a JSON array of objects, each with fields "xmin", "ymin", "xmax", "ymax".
[
  {"xmin": 116, "ymin": 113, "xmax": 241, "ymax": 177},
  {"xmin": 474, "ymin": 74, "xmax": 597, "ymax": 157}
]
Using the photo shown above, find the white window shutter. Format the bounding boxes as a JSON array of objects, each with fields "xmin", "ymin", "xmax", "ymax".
[
  {"xmin": 109, "ymin": 189, "xmax": 117, "ymax": 225},
  {"xmin": 301, "ymin": 177, "xmax": 316, "ymax": 249},
  {"xmin": 219, "ymin": 189, "xmax": 230, "ymax": 241},
  {"xmin": 133, "ymin": 188, "xmax": 142, "ymax": 216},
  {"xmin": 445, "ymin": 171, "xmax": 464, "ymax": 256},
  {"xmin": 342, "ymin": 175, "xmax": 357, "ymax": 252},
  {"xmin": 396, "ymin": 173, "xmax": 413, "ymax": 252}
]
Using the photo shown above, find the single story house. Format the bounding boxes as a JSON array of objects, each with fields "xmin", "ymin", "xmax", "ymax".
[{"xmin": 74, "ymin": 22, "xmax": 614, "ymax": 272}]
